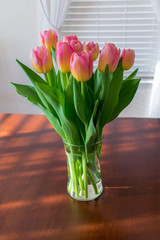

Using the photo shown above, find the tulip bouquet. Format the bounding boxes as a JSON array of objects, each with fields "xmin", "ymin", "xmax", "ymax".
[{"xmin": 12, "ymin": 29, "xmax": 140, "ymax": 200}]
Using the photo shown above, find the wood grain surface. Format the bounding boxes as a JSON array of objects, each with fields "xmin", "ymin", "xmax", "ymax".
[{"xmin": 0, "ymin": 113, "xmax": 160, "ymax": 240}]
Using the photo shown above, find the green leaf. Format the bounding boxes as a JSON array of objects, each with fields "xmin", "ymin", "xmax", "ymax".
[
  {"xmin": 51, "ymin": 46, "xmax": 57, "ymax": 67},
  {"xmin": 73, "ymin": 79, "xmax": 89, "ymax": 126},
  {"xmin": 115, "ymin": 57, "xmax": 122, "ymax": 72},
  {"xmin": 96, "ymin": 65, "xmax": 110, "ymax": 103},
  {"xmin": 36, "ymin": 83, "xmax": 82, "ymax": 144},
  {"xmin": 56, "ymin": 71, "xmax": 62, "ymax": 91},
  {"xmin": 35, "ymin": 83, "xmax": 65, "ymax": 109},
  {"xmin": 94, "ymin": 66, "xmax": 110, "ymax": 132},
  {"xmin": 30, "ymin": 83, "xmax": 61, "ymax": 124},
  {"xmin": 11, "ymin": 82, "xmax": 60, "ymax": 127},
  {"xmin": 39, "ymin": 105, "xmax": 65, "ymax": 140},
  {"xmin": 125, "ymin": 68, "xmax": 138, "ymax": 80},
  {"xmin": 86, "ymin": 100, "xmax": 99, "ymax": 145},
  {"xmin": 16, "ymin": 59, "xmax": 46, "ymax": 86},
  {"xmin": 65, "ymin": 76, "xmax": 87, "ymax": 143},
  {"xmin": 11, "ymin": 82, "xmax": 65, "ymax": 139},
  {"xmin": 109, "ymin": 78, "xmax": 141, "ymax": 122},
  {"xmin": 76, "ymin": 117, "xmax": 85, "ymax": 143},
  {"xmin": 52, "ymin": 67, "xmax": 57, "ymax": 87},
  {"xmin": 45, "ymin": 68, "xmax": 56, "ymax": 87},
  {"xmin": 35, "ymin": 83, "xmax": 61, "ymax": 116},
  {"xmin": 11, "ymin": 82, "xmax": 41, "ymax": 104},
  {"xmin": 83, "ymin": 81, "xmax": 92, "ymax": 117},
  {"xmin": 94, "ymin": 69, "xmax": 101, "ymax": 98},
  {"xmin": 87, "ymin": 73, "xmax": 95, "ymax": 93},
  {"xmin": 32, "ymin": 84, "xmax": 54, "ymax": 115},
  {"xmin": 16, "ymin": 59, "xmax": 56, "ymax": 114},
  {"xmin": 99, "ymin": 66, "xmax": 123, "ymax": 129},
  {"xmin": 92, "ymin": 66, "xmax": 110, "ymax": 139},
  {"xmin": 64, "ymin": 75, "xmax": 76, "ymax": 120},
  {"xmin": 60, "ymin": 72, "xmax": 67, "ymax": 92}
]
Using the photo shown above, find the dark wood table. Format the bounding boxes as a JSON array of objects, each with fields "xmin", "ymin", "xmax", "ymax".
[{"xmin": 0, "ymin": 113, "xmax": 160, "ymax": 240}]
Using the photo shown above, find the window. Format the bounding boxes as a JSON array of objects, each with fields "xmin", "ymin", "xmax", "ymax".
[{"xmin": 61, "ymin": 0, "xmax": 160, "ymax": 81}]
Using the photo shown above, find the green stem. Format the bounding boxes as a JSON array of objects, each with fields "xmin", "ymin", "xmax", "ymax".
[
  {"xmin": 81, "ymin": 82, "xmax": 88, "ymax": 131},
  {"xmin": 70, "ymin": 149, "xmax": 79, "ymax": 197},
  {"xmin": 67, "ymin": 152, "xmax": 75, "ymax": 194},
  {"xmin": 48, "ymin": 72, "xmax": 52, "ymax": 86},
  {"xmin": 51, "ymin": 46, "xmax": 58, "ymax": 67},
  {"xmin": 44, "ymin": 73, "xmax": 49, "ymax": 84},
  {"xmin": 82, "ymin": 152, "xmax": 88, "ymax": 198},
  {"xmin": 66, "ymin": 73, "xmax": 69, "ymax": 82},
  {"xmin": 68, "ymin": 179, "xmax": 72, "ymax": 193},
  {"xmin": 87, "ymin": 168, "xmax": 98, "ymax": 195},
  {"xmin": 44, "ymin": 72, "xmax": 53, "ymax": 86},
  {"xmin": 61, "ymin": 73, "xmax": 67, "ymax": 91},
  {"xmin": 81, "ymin": 81, "xmax": 85, "ymax": 100},
  {"xmin": 78, "ymin": 174, "xmax": 84, "ymax": 196},
  {"xmin": 52, "ymin": 67, "xmax": 57, "ymax": 84},
  {"xmin": 76, "ymin": 161, "xmax": 83, "ymax": 196}
]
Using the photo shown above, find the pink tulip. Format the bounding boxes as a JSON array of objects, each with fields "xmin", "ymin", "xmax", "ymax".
[
  {"xmin": 98, "ymin": 43, "xmax": 120, "ymax": 74},
  {"xmin": 70, "ymin": 51, "xmax": 93, "ymax": 82},
  {"xmin": 40, "ymin": 29, "xmax": 58, "ymax": 52},
  {"xmin": 83, "ymin": 42, "xmax": 99, "ymax": 61},
  {"xmin": 30, "ymin": 46, "xmax": 53, "ymax": 74},
  {"xmin": 63, "ymin": 35, "xmax": 78, "ymax": 43},
  {"xmin": 70, "ymin": 40, "xmax": 83, "ymax": 53},
  {"xmin": 56, "ymin": 41, "xmax": 74, "ymax": 73},
  {"xmin": 121, "ymin": 49, "xmax": 135, "ymax": 70}
]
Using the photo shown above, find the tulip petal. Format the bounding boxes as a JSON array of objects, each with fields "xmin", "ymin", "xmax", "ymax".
[
  {"xmin": 39, "ymin": 32, "xmax": 45, "ymax": 46},
  {"xmin": 111, "ymin": 48, "xmax": 120, "ymax": 73},
  {"xmin": 42, "ymin": 47, "xmax": 53, "ymax": 73},
  {"xmin": 83, "ymin": 41, "xmax": 99, "ymax": 61},
  {"xmin": 70, "ymin": 40, "xmax": 83, "ymax": 53},
  {"xmin": 30, "ymin": 49, "xmax": 43, "ymax": 73},
  {"xmin": 30, "ymin": 46, "xmax": 52, "ymax": 74},
  {"xmin": 63, "ymin": 35, "xmax": 78, "ymax": 43},
  {"xmin": 70, "ymin": 51, "xmax": 93, "ymax": 82},
  {"xmin": 39, "ymin": 29, "xmax": 58, "ymax": 52},
  {"xmin": 98, "ymin": 43, "xmax": 120, "ymax": 74},
  {"xmin": 121, "ymin": 49, "xmax": 135, "ymax": 70},
  {"xmin": 56, "ymin": 41, "xmax": 74, "ymax": 73}
]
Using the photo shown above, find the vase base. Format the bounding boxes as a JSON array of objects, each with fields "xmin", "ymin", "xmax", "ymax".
[{"xmin": 67, "ymin": 180, "xmax": 103, "ymax": 201}]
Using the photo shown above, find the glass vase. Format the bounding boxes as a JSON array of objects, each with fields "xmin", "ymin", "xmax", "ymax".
[{"xmin": 63, "ymin": 139, "xmax": 103, "ymax": 201}]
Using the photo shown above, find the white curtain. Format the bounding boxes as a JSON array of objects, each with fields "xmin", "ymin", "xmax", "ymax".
[
  {"xmin": 151, "ymin": 0, "xmax": 160, "ymax": 22},
  {"xmin": 149, "ymin": 0, "xmax": 160, "ymax": 117},
  {"xmin": 39, "ymin": 0, "xmax": 71, "ymax": 39},
  {"xmin": 149, "ymin": 62, "xmax": 160, "ymax": 117}
]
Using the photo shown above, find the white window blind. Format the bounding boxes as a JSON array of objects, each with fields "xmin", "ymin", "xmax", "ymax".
[{"xmin": 61, "ymin": 0, "xmax": 160, "ymax": 81}]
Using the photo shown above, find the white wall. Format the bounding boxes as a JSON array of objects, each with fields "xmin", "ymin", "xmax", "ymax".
[
  {"xmin": 0, "ymin": 0, "xmax": 41, "ymax": 114},
  {"xmin": 0, "ymin": 0, "xmax": 153, "ymax": 117}
]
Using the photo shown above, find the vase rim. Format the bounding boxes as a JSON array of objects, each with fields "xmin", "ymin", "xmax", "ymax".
[{"xmin": 62, "ymin": 135, "xmax": 104, "ymax": 147}]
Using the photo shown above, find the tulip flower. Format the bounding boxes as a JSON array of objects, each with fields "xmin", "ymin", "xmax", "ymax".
[
  {"xmin": 83, "ymin": 42, "xmax": 99, "ymax": 61},
  {"xmin": 30, "ymin": 46, "xmax": 53, "ymax": 74},
  {"xmin": 70, "ymin": 51, "xmax": 93, "ymax": 82},
  {"xmin": 63, "ymin": 35, "xmax": 78, "ymax": 43},
  {"xmin": 56, "ymin": 41, "xmax": 74, "ymax": 73},
  {"xmin": 40, "ymin": 29, "xmax": 58, "ymax": 52},
  {"xmin": 121, "ymin": 49, "xmax": 135, "ymax": 70},
  {"xmin": 70, "ymin": 40, "xmax": 83, "ymax": 53},
  {"xmin": 98, "ymin": 43, "xmax": 120, "ymax": 74}
]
